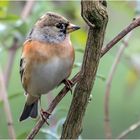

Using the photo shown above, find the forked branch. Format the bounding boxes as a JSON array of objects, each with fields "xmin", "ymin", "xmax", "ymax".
[
  {"xmin": 27, "ymin": 4, "xmax": 140, "ymax": 140},
  {"xmin": 61, "ymin": 0, "xmax": 108, "ymax": 139}
]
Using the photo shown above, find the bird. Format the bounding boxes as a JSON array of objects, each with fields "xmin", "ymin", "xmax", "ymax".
[{"xmin": 19, "ymin": 12, "xmax": 80, "ymax": 121}]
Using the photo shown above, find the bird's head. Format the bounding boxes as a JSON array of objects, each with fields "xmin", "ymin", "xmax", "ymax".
[{"xmin": 29, "ymin": 12, "xmax": 80, "ymax": 43}]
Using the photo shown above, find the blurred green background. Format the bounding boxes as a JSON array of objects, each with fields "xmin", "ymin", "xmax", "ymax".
[{"xmin": 1, "ymin": 0, "xmax": 140, "ymax": 139}]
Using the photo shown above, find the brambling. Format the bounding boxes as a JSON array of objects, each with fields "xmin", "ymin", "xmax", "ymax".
[{"xmin": 19, "ymin": 12, "xmax": 80, "ymax": 121}]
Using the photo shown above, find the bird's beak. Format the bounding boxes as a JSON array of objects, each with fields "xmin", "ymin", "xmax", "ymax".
[{"xmin": 66, "ymin": 23, "xmax": 80, "ymax": 33}]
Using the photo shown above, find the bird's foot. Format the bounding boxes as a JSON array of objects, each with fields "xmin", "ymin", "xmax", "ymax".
[
  {"xmin": 63, "ymin": 79, "xmax": 74, "ymax": 94},
  {"xmin": 40, "ymin": 108, "xmax": 51, "ymax": 125}
]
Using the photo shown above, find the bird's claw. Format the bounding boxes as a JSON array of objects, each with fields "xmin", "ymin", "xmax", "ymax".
[
  {"xmin": 40, "ymin": 109, "xmax": 51, "ymax": 125},
  {"xmin": 63, "ymin": 79, "xmax": 74, "ymax": 94}
]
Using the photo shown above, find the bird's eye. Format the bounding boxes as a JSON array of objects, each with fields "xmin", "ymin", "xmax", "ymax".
[{"xmin": 56, "ymin": 23, "xmax": 65, "ymax": 29}]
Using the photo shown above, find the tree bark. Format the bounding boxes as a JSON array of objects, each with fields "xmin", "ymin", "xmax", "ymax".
[{"xmin": 61, "ymin": 0, "xmax": 108, "ymax": 139}]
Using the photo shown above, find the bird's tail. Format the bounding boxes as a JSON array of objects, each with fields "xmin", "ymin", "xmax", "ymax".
[{"xmin": 19, "ymin": 101, "xmax": 38, "ymax": 121}]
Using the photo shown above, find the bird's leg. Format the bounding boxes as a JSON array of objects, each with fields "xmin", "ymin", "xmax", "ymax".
[
  {"xmin": 63, "ymin": 79, "xmax": 74, "ymax": 94},
  {"xmin": 39, "ymin": 97, "xmax": 51, "ymax": 125}
]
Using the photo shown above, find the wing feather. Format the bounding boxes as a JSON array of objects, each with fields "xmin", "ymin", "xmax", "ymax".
[{"xmin": 19, "ymin": 58, "xmax": 24, "ymax": 82}]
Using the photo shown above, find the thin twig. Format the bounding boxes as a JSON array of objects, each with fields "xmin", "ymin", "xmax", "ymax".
[
  {"xmin": 27, "ymin": 17, "xmax": 140, "ymax": 139},
  {"xmin": 116, "ymin": 120, "xmax": 140, "ymax": 139},
  {"xmin": 4, "ymin": 0, "xmax": 35, "ymax": 87},
  {"xmin": 0, "ymin": 67, "xmax": 16, "ymax": 139},
  {"xmin": 104, "ymin": 32, "xmax": 132, "ymax": 139},
  {"xmin": 101, "ymin": 17, "xmax": 140, "ymax": 56},
  {"xmin": 4, "ymin": 38, "xmax": 18, "ymax": 87},
  {"xmin": 21, "ymin": 0, "xmax": 35, "ymax": 21},
  {"xmin": 1, "ymin": 0, "xmax": 35, "ymax": 139}
]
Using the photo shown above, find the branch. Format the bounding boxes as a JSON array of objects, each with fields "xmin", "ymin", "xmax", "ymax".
[
  {"xmin": 21, "ymin": 0, "xmax": 35, "ymax": 21},
  {"xmin": 4, "ymin": 38, "xmax": 19, "ymax": 87},
  {"xmin": 0, "ymin": 0, "xmax": 35, "ymax": 139},
  {"xmin": 4, "ymin": 0, "xmax": 35, "ymax": 87},
  {"xmin": 27, "ymin": 73, "xmax": 81, "ymax": 139},
  {"xmin": 102, "ymin": 19, "xmax": 140, "ymax": 137},
  {"xmin": 0, "ymin": 68, "xmax": 16, "ymax": 139},
  {"xmin": 101, "ymin": 17, "xmax": 140, "ymax": 56},
  {"xmin": 61, "ymin": 1, "xmax": 108, "ymax": 139},
  {"xmin": 104, "ymin": 32, "xmax": 132, "ymax": 139},
  {"xmin": 116, "ymin": 120, "xmax": 140, "ymax": 139},
  {"xmin": 27, "ymin": 5, "xmax": 140, "ymax": 140}
]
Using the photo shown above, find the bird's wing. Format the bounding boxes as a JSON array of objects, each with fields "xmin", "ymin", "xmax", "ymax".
[
  {"xmin": 20, "ymin": 56, "xmax": 29, "ymax": 95},
  {"xmin": 20, "ymin": 40, "xmax": 30, "ymax": 82},
  {"xmin": 19, "ymin": 58, "xmax": 24, "ymax": 81}
]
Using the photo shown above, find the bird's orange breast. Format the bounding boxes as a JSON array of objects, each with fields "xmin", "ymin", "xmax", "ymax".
[
  {"xmin": 21, "ymin": 39, "xmax": 74, "ymax": 93},
  {"xmin": 22, "ymin": 39, "xmax": 74, "ymax": 63}
]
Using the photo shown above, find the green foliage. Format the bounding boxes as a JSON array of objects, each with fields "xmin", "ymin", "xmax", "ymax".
[
  {"xmin": 0, "ymin": 1, "xmax": 19, "ymax": 21},
  {"xmin": 1, "ymin": 1, "xmax": 140, "ymax": 139},
  {"xmin": 0, "ymin": 1, "xmax": 9, "ymax": 18}
]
